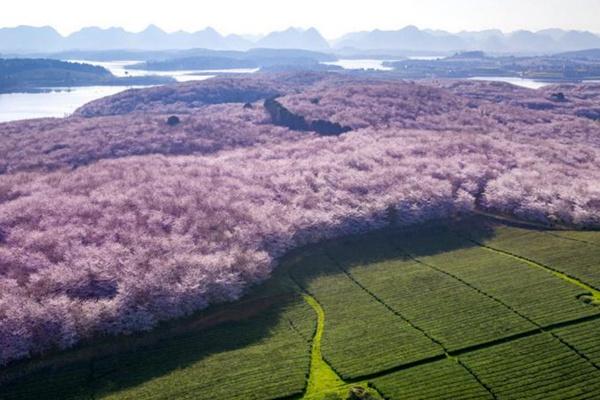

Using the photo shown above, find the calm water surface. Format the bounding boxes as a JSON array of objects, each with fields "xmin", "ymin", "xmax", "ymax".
[
  {"xmin": 1, "ymin": 59, "xmax": 591, "ymax": 123},
  {"xmin": 0, "ymin": 60, "xmax": 256, "ymax": 123},
  {"xmin": 325, "ymin": 60, "xmax": 557, "ymax": 89},
  {"xmin": 68, "ymin": 60, "xmax": 257, "ymax": 81},
  {"xmin": 469, "ymin": 76, "xmax": 553, "ymax": 89},
  {"xmin": 0, "ymin": 86, "xmax": 144, "ymax": 122},
  {"xmin": 323, "ymin": 56, "xmax": 444, "ymax": 70},
  {"xmin": 322, "ymin": 59, "xmax": 395, "ymax": 71}
]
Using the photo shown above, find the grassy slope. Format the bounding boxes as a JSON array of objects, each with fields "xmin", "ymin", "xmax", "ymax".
[
  {"xmin": 554, "ymin": 318, "xmax": 600, "ymax": 366},
  {"xmin": 2, "ymin": 274, "xmax": 315, "ymax": 400},
  {"xmin": 460, "ymin": 334, "xmax": 600, "ymax": 399},
  {"xmin": 290, "ymin": 252, "xmax": 443, "ymax": 379},
  {"xmin": 325, "ymin": 234, "xmax": 535, "ymax": 350},
  {"xmin": 2, "ymin": 217, "xmax": 600, "ymax": 400},
  {"xmin": 371, "ymin": 359, "xmax": 493, "ymax": 400},
  {"xmin": 397, "ymin": 225, "xmax": 600, "ymax": 326},
  {"xmin": 474, "ymin": 225, "xmax": 600, "ymax": 291}
]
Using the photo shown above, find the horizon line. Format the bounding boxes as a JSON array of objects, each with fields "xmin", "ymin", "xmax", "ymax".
[{"xmin": 2, "ymin": 24, "xmax": 600, "ymax": 41}]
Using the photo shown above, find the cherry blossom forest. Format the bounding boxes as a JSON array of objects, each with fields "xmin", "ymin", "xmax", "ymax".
[{"xmin": 1, "ymin": 72, "xmax": 599, "ymax": 366}]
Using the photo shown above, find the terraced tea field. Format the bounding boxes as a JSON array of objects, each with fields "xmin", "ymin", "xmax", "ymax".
[{"xmin": 2, "ymin": 217, "xmax": 600, "ymax": 400}]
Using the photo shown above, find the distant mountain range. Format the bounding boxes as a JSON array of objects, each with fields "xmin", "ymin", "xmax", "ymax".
[
  {"xmin": 1, "ymin": 25, "xmax": 600, "ymax": 55},
  {"xmin": 0, "ymin": 25, "xmax": 331, "ymax": 53},
  {"xmin": 333, "ymin": 26, "xmax": 600, "ymax": 54}
]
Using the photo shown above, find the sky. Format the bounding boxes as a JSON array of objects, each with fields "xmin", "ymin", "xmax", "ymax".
[{"xmin": 1, "ymin": 0, "xmax": 600, "ymax": 39}]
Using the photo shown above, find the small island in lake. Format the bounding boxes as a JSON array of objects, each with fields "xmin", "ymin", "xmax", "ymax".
[{"xmin": 0, "ymin": 58, "xmax": 174, "ymax": 93}]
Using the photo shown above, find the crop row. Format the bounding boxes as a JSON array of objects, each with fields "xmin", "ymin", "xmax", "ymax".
[
  {"xmin": 2, "ymin": 294, "xmax": 314, "ymax": 400},
  {"xmin": 290, "ymin": 251, "xmax": 444, "ymax": 379},
  {"xmin": 371, "ymin": 328, "xmax": 600, "ymax": 400},
  {"xmin": 325, "ymin": 231, "xmax": 536, "ymax": 351},
  {"xmin": 554, "ymin": 318, "xmax": 600, "ymax": 367},
  {"xmin": 5, "ymin": 222, "xmax": 599, "ymax": 399},
  {"xmin": 474, "ymin": 224, "xmax": 600, "ymax": 290},
  {"xmin": 394, "ymin": 226, "xmax": 600, "ymax": 326},
  {"xmin": 553, "ymin": 230, "xmax": 600, "ymax": 247},
  {"xmin": 370, "ymin": 358, "xmax": 493, "ymax": 400},
  {"xmin": 460, "ymin": 333, "xmax": 600, "ymax": 399}
]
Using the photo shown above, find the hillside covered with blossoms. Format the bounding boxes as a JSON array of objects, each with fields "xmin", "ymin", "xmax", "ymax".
[{"xmin": 1, "ymin": 72, "xmax": 599, "ymax": 366}]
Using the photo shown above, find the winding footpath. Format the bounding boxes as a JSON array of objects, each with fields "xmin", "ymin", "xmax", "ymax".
[
  {"xmin": 289, "ymin": 221, "xmax": 600, "ymax": 399},
  {"xmin": 300, "ymin": 292, "xmax": 383, "ymax": 399},
  {"xmin": 302, "ymin": 294, "xmax": 346, "ymax": 398}
]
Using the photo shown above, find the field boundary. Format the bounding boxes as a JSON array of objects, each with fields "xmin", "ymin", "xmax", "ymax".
[
  {"xmin": 339, "ymin": 313, "xmax": 600, "ymax": 385},
  {"xmin": 543, "ymin": 230, "xmax": 600, "ymax": 249},
  {"xmin": 324, "ymin": 237, "xmax": 600, "ymax": 383},
  {"xmin": 325, "ymin": 252, "xmax": 498, "ymax": 398},
  {"xmin": 473, "ymin": 210, "xmax": 571, "ymax": 231},
  {"xmin": 0, "ymin": 293, "xmax": 292, "ymax": 388},
  {"xmin": 390, "ymin": 241, "xmax": 539, "ymax": 329},
  {"xmin": 463, "ymin": 234, "xmax": 600, "ymax": 300},
  {"xmin": 451, "ymin": 313, "xmax": 600, "ymax": 356},
  {"xmin": 5, "ymin": 217, "xmax": 600, "ymax": 399},
  {"xmin": 288, "ymin": 274, "xmax": 385, "ymax": 399},
  {"xmin": 301, "ymin": 293, "xmax": 346, "ymax": 398},
  {"xmin": 324, "ymin": 253, "xmax": 447, "ymax": 351},
  {"xmin": 446, "ymin": 231, "xmax": 600, "ymax": 371}
]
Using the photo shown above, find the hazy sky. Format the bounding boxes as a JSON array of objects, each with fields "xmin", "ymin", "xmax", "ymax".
[{"xmin": 2, "ymin": 0, "xmax": 600, "ymax": 38}]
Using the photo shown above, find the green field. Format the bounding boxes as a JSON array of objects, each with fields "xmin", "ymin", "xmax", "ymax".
[
  {"xmin": 2, "ymin": 217, "xmax": 600, "ymax": 400},
  {"xmin": 370, "ymin": 359, "xmax": 493, "ymax": 399}
]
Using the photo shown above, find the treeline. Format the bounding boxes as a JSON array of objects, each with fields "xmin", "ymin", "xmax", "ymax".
[
  {"xmin": 1, "ymin": 73, "xmax": 600, "ymax": 366},
  {"xmin": 384, "ymin": 52, "xmax": 600, "ymax": 81},
  {"xmin": 127, "ymin": 48, "xmax": 338, "ymax": 71},
  {"xmin": 0, "ymin": 58, "xmax": 174, "ymax": 92}
]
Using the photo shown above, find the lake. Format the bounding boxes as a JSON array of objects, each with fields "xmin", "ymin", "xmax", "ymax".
[
  {"xmin": 0, "ymin": 59, "xmax": 589, "ymax": 123},
  {"xmin": 0, "ymin": 61, "xmax": 256, "ymax": 123},
  {"xmin": 67, "ymin": 60, "xmax": 258, "ymax": 82},
  {"xmin": 322, "ymin": 59, "xmax": 395, "ymax": 71},
  {"xmin": 323, "ymin": 60, "xmax": 555, "ymax": 89},
  {"xmin": 469, "ymin": 76, "xmax": 553, "ymax": 89},
  {"xmin": 0, "ymin": 86, "xmax": 145, "ymax": 122}
]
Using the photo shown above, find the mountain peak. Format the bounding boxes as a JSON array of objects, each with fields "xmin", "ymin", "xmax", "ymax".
[
  {"xmin": 402, "ymin": 25, "xmax": 420, "ymax": 32},
  {"xmin": 201, "ymin": 26, "xmax": 219, "ymax": 34},
  {"xmin": 141, "ymin": 24, "xmax": 165, "ymax": 34},
  {"xmin": 256, "ymin": 27, "xmax": 329, "ymax": 51},
  {"xmin": 1, "ymin": 25, "xmax": 600, "ymax": 55}
]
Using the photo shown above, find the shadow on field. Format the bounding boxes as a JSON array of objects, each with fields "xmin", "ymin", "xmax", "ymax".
[
  {"xmin": 389, "ymin": 217, "xmax": 498, "ymax": 258},
  {"xmin": 306, "ymin": 217, "xmax": 498, "ymax": 271},
  {"xmin": 1, "ymin": 290, "xmax": 299, "ymax": 400},
  {"xmin": 1, "ymin": 217, "xmax": 501, "ymax": 400},
  {"xmin": 274, "ymin": 219, "xmax": 500, "ymax": 315}
]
